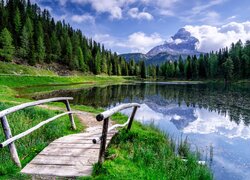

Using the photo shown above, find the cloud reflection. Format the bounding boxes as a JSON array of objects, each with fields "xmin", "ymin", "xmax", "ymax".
[{"xmin": 123, "ymin": 103, "xmax": 250, "ymax": 140}]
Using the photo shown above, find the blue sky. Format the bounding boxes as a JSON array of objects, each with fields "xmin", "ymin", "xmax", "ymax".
[{"xmin": 32, "ymin": 0, "xmax": 250, "ymax": 54}]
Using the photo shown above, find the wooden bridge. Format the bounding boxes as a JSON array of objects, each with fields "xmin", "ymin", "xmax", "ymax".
[{"xmin": 0, "ymin": 97, "xmax": 140, "ymax": 178}]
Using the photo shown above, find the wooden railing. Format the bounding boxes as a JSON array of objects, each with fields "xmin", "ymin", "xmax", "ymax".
[
  {"xmin": 0, "ymin": 97, "xmax": 76, "ymax": 167},
  {"xmin": 93, "ymin": 103, "xmax": 140, "ymax": 163}
]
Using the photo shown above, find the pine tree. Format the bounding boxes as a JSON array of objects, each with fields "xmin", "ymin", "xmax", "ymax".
[
  {"xmin": 222, "ymin": 57, "xmax": 234, "ymax": 82},
  {"xmin": 140, "ymin": 61, "xmax": 146, "ymax": 78},
  {"xmin": 185, "ymin": 56, "xmax": 192, "ymax": 79},
  {"xmin": 50, "ymin": 31, "xmax": 61, "ymax": 61},
  {"xmin": 0, "ymin": 28, "xmax": 15, "ymax": 61},
  {"xmin": 94, "ymin": 51, "xmax": 101, "ymax": 74},
  {"xmin": 19, "ymin": 26, "xmax": 29, "ymax": 58},
  {"xmin": 208, "ymin": 53, "xmax": 218, "ymax": 78},
  {"xmin": 65, "ymin": 36, "xmax": 73, "ymax": 66},
  {"xmin": 36, "ymin": 36, "xmax": 45, "ymax": 62},
  {"xmin": 14, "ymin": 8, "xmax": 21, "ymax": 46},
  {"xmin": 77, "ymin": 47, "xmax": 87, "ymax": 72},
  {"xmin": 101, "ymin": 56, "xmax": 108, "ymax": 74}
]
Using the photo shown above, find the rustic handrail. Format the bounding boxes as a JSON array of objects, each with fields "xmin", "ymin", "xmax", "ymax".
[
  {"xmin": 96, "ymin": 103, "xmax": 140, "ymax": 121},
  {"xmin": 94, "ymin": 103, "xmax": 140, "ymax": 163},
  {"xmin": 0, "ymin": 97, "xmax": 73, "ymax": 118},
  {"xmin": 0, "ymin": 97, "xmax": 76, "ymax": 168},
  {"xmin": 0, "ymin": 111, "xmax": 88, "ymax": 148}
]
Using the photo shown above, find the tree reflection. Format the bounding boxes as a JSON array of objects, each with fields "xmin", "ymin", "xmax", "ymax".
[{"xmin": 34, "ymin": 83, "xmax": 250, "ymax": 126}]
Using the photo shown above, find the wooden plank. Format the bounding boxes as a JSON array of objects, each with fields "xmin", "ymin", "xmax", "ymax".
[
  {"xmin": 0, "ymin": 116, "xmax": 21, "ymax": 167},
  {"xmin": 33, "ymin": 154, "xmax": 99, "ymax": 158},
  {"xmin": 49, "ymin": 142, "xmax": 100, "ymax": 148},
  {"xmin": 29, "ymin": 155, "xmax": 97, "ymax": 166},
  {"xmin": 70, "ymin": 131, "xmax": 117, "ymax": 137},
  {"xmin": 53, "ymin": 138, "xmax": 112, "ymax": 144},
  {"xmin": 21, "ymin": 164, "xmax": 92, "ymax": 177},
  {"xmin": 54, "ymin": 135, "xmax": 114, "ymax": 141},
  {"xmin": 40, "ymin": 147, "xmax": 99, "ymax": 156},
  {"xmin": 0, "ymin": 97, "xmax": 73, "ymax": 118},
  {"xmin": 21, "ymin": 125, "xmax": 117, "ymax": 177}
]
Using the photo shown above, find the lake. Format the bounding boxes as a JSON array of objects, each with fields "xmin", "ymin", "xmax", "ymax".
[{"xmin": 30, "ymin": 82, "xmax": 250, "ymax": 180}]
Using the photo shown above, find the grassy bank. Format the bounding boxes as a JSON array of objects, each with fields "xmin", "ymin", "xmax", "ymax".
[
  {"xmin": 0, "ymin": 61, "xmax": 56, "ymax": 76},
  {"xmin": 0, "ymin": 73, "xmax": 212, "ymax": 179},
  {"xmin": 0, "ymin": 75, "xmax": 131, "ymax": 88},
  {"xmin": 0, "ymin": 102, "xmax": 84, "ymax": 179},
  {"xmin": 71, "ymin": 106, "xmax": 212, "ymax": 179}
]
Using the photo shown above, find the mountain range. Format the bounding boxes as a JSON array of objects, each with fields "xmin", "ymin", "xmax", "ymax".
[{"xmin": 120, "ymin": 28, "xmax": 203, "ymax": 65}]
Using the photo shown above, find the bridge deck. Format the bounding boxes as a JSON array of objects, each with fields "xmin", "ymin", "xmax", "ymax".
[{"xmin": 21, "ymin": 126, "xmax": 117, "ymax": 177}]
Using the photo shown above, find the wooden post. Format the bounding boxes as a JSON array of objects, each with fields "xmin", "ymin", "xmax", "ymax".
[
  {"xmin": 98, "ymin": 117, "xmax": 109, "ymax": 163},
  {"xmin": 64, "ymin": 100, "xmax": 76, "ymax": 130},
  {"xmin": 127, "ymin": 106, "xmax": 138, "ymax": 132},
  {"xmin": 1, "ymin": 116, "xmax": 21, "ymax": 167}
]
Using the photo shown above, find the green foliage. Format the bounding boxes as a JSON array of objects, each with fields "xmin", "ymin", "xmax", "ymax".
[
  {"xmin": 0, "ymin": 102, "xmax": 84, "ymax": 178},
  {"xmin": 89, "ymin": 113, "xmax": 212, "ymax": 180},
  {"xmin": 18, "ymin": 26, "xmax": 29, "ymax": 58},
  {"xmin": 36, "ymin": 36, "xmax": 45, "ymax": 62},
  {"xmin": 78, "ymin": 47, "xmax": 87, "ymax": 72},
  {"xmin": 140, "ymin": 61, "xmax": 146, "ymax": 79},
  {"xmin": 146, "ymin": 39, "xmax": 250, "ymax": 81},
  {"xmin": 0, "ymin": 61, "xmax": 56, "ymax": 75},
  {"xmin": 222, "ymin": 57, "xmax": 234, "ymax": 82},
  {"xmin": 0, "ymin": 0, "xmax": 249, "ymax": 80},
  {"xmin": 0, "ymin": 28, "xmax": 15, "ymax": 61},
  {"xmin": 14, "ymin": 8, "xmax": 21, "ymax": 38},
  {"xmin": 0, "ymin": 0, "xmax": 135, "ymax": 76},
  {"xmin": 94, "ymin": 51, "xmax": 101, "ymax": 75}
]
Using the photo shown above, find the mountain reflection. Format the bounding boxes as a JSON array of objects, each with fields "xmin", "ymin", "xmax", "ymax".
[{"xmin": 34, "ymin": 82, "xmax": 250, "ymax": 127}]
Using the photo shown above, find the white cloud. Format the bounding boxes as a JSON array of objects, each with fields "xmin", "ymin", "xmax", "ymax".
[
  {"xmin": 179, "ymin": 0, "xmax": 227, "ymax": 25},
  {"xmin": 191, "ymin": 0, "xmax": 226, "ymax": 14},
  {"xmin": 227, "ymin": 15, "xmax": 237, "ymax": 20},
  {"xmin": 93, "ymin": 32, "xmax": 164, "ymax": 54},
  {"xmin": 155, "ymin": 0, "xmax": 180, "ymax": 9},
  {"xmin": 185, "ymin": 21, "xmax": 250, "ymax": 52},
  {"xmin": 71, "ymin": 14, "xmax": 95, "ymax": 23},
  {"xmin": 128, "ymin": 7, "xmax": 153, "ymax": 20},
  {"xmin": 183, "ymin": 108, "xmax": 250, "ymax": 139},
  {"xmin": 126, "ymin": 32, "xmax": 164, "ymax": 53},
  {"xmin": 71, "ymin": 0, "xmax": 136, "ymax": 19},
  {"xmin": 64, "ymin": 0, "xmax": 180, "ymax": 19},
  {"xmin": 93, "ymin": 34, "xmax": 116, "ymax": 48}
]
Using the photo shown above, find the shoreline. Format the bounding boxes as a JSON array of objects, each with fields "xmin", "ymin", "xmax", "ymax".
[{"xmin": 0, "ymin": 74, "xmax": 212, "ymax": 179}]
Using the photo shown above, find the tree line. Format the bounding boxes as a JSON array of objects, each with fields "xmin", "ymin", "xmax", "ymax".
[
  {"xmin": 146, "ymin": 40, "xmax": 250, "ymax": 81},
  {"xmin": 0, "ymin": 0, "xmax": 145, "ymax": 76},
  {"xmin": 0, "ymin": 1, "xmax": 249, "ymax": 80}
]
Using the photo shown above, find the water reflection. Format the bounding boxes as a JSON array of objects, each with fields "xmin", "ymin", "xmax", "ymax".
[
  {"xmin": 34, "ymin": 83, "xmax": 250, "ymax": 126},
  {"xmin": 31, "ymin": 82, "xmax": 250, "ymax": 179}
]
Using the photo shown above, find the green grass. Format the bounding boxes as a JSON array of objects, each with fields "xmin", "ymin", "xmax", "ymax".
[
  {"xmin": 0, "ymin": 75, "xmax": 130, "ymax": 88},
  {"xmin": 0, "ymin": 61, "xmax": 56, "ymax": 76},
  {"xmin": 72, "ymin": 106, "xmax": 212, "ymax": 180},
  {"xmin": 0, "ymin": 102, "xmax": 84, "ymax": 179},
  {"xmin": 0, "ymin": 73, "xmax": 212, "ymax": 179}
]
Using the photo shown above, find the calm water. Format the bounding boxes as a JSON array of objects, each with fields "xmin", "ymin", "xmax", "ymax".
[{"xmin": 32, "ymin": 82, "xmax": 250, "ymax": 180}]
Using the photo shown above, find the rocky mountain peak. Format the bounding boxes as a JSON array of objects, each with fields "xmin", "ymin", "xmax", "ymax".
[
  {"xmin": 119, "ymin": 28, "xmax": 202, "ymax": 65},
  {"xmin": 172, "ymin": 28, "xmax": 191, "ymax": 40},
  {"xmin": 146, "ymin": 28, "xmax": 200, "ymax": 57}
]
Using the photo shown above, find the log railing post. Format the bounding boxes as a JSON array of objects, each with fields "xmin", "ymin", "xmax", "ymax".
[
  {"xmin": 127, "ymin": 106, "xmax": 138, "ymax": 132},
  {"xmin": 1, "ymin": 116, "xmax": 21, "ymax": 167},
  {"xmin": 64, "ymin": 100, "xmax": 76, "ymax": 130},
  {"xmin": 98, "ymin": 117, "xmax": 109, "ymax": 164}
]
